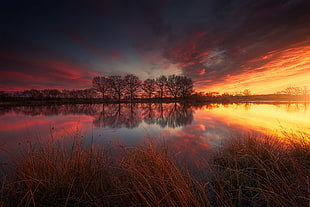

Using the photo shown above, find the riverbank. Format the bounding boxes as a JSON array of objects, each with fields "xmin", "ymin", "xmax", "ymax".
[
  {"xmin": 1, "ymin": 132, "xmax": 309, "ymax": 206},
  {"xmin": 0, "ymin": 97, "xmax": 177, "ymax": 106},
  {"xmin": 1, "ymin": 94, "xmax": 309, "ymax": 107}
]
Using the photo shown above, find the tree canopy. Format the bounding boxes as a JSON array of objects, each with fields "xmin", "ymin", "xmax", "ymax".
[{"xmin": 92, "ymin": 74, "xmax": 194, "ymax": 100}]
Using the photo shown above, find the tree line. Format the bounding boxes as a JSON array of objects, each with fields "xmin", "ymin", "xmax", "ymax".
[
  {"xmin": 0, "ymin": 88, "xmax": 96, "ymax": 99},
  {"xmin": 92, "ymin": 74, "xmax": 194, "ymax": 101},
  {"xmin": 2, "ymin": 74, "xmax": 306, "ymax": 101},
  {"xmin": 276, "ymin": 86, "xmax": 308, "ymax": 96},
  {"xmin": 0, "ymin": 74, "xmax": 194, "ymax": 100}
]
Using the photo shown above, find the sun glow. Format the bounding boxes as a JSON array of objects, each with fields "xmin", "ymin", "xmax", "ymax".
[
  {"xmin": 197, "ymin": 103, "xmax": 310, "ymax": 142},
  {"xmin": 205, "ymin": 42, "xmax": 310, "ymax": 94}
]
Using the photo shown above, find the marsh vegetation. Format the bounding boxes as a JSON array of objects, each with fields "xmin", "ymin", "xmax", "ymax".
[{"xmin": 0, "ymin": 131, "xmax": 309, "ymax": 206}]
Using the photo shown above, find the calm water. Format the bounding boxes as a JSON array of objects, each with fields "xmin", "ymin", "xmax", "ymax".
[{"xmin": 1, "ymin": 103, "xmax": 309, "ymax": 156}]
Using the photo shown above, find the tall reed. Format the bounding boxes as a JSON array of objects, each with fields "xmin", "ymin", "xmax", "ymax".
[
  {"xmin": 210, "ymin": 134, "xmax": 309, "ymax": 207},
  {"xmin": 0, "ymin": 132, "xmax": 309, "ymax": 206}
]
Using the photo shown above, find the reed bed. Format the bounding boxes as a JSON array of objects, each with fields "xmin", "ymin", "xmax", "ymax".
[
  {"xmin": 210, "ymin": 135, "xmax": 309, "ymax": 207},
  {"xmin": 0, "ymin": 132, "xmax": 309, "ymax": 206}
]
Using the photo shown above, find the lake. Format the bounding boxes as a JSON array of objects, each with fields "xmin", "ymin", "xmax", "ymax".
[{"xmin": 1, "ymin": 102, "xmax": 309, "ymax": 156}]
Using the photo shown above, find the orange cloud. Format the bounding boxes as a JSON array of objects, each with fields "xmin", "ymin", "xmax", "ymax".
[{"xmin": 201, "ymin": 41, "xmax": 310, "ymax": 94}]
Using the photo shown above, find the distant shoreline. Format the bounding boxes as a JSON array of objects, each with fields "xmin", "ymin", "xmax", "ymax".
[{"xmin": 0, "ymin": 94, "xmax": 309, "ymax": 106}]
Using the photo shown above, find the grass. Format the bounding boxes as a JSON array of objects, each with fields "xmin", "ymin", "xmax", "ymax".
[
  {"xmin": 0, "ymin": 132, "xmax": 309, "ymax": 206},
  {"xmin": 210, "ymin": 135, "xmax": 309, "ymax": 206}
]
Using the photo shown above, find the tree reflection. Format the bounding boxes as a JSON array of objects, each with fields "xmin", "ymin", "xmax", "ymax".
[
  {"xmin": 0, "ymin": 104, "xmax": 101, "ymax": 116},
  {"xmin": 151, "ymin": 103, "xmax": 193, "ymax": 128},
  {"xmin": 93, "ymin": 104, "xmax": 142, "ymax": 128},
  {"xmin": 93, "ymin": 103, "xmax": 193, "ymax": 129},
  {"xmin": 1, "ymin": 103, "xmax": 194, "ymax": 129}
]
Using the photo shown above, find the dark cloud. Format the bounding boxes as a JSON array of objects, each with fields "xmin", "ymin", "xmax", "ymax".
[
  {"xmin": 65, "ymin": 29, "xmax": 106, "ymax": 60},
  {"xmin": 158, "ymin": 0, "xmax": 310, "ymax": 89},
  {"xmin": 0, "ymin": 0, "xmax": 309, "ymax": 91},
  {"xmin": 0, "ymin": 35, "xmax": 95, "ymax": 90}
]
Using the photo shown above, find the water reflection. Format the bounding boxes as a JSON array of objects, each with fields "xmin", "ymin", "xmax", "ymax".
[
  {"xmin": 193, "ymin": 102, "xmax": 310, "ymax": 140},
  {"xmin": 0, "ymin": 104, "xmax": 101, "ymax": 116},
  {"xmin": 275, "ymin": 102, "xmax": 308, "ymax": 113},
  {"xmin": 0, "ymin": 103, "xmax": 309, "ymax": 152},
  {"xmin": 0, "ymin": 103, "xmax": 194, "ymax": 129},
  {"xmin": 93, "ymin": 104, "xmax": 142, "ymax": 129}
]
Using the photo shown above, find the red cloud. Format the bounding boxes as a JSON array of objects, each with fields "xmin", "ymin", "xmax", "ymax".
[
  {"xmin": 0, "ymin": 50, "xmax": 96, "ymax": 91},
  {"xmin": 164, "ymin": 30, "xmax": 211, "ymax": 67},
  {"xmin": 1, "ymin": 71, "xmax": 36, "ymax": 82}
]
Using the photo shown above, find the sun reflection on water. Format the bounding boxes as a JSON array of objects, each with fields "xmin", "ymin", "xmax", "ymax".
[{"xmin": 196, "ymin": 103, "xmax": 310, "ymax": 142}]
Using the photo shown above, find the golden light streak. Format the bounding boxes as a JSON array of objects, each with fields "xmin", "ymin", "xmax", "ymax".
[
  {"xmin": 204, "ymin": 41, "xmax": 310, "ymax": 94},
  {"xmin": 196, "ymin": 103, "xmax": 310, "ymax": 142}
]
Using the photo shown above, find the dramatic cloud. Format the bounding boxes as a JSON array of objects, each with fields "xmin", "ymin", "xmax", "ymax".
[
  {"xmin": 1, "ymin": 0, "xmax": 309, "ymax": 92},
  {"xmin": 0, "ymin": 37, "xmax": 96, "ymax": 90},
  {"xmin": 160, "ymin": 0, "xmax": 310, "ymax": 93}
]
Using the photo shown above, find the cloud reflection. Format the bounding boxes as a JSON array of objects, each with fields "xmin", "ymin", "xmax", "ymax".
[
  {"xmin": 93, "ymin": 103, "xmax": 193, "ymax": 129},
  {"xmin": 1, "ymin": 103, "xmax": 309, "ymax": 155}
]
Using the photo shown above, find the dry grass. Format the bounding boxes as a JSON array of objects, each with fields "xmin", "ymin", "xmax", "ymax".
[
  {"xmin": 0, "ymin": 132, "xmax": 309, "ymax": 206},
  {"xmin": 0, "ymin": 136, "xmax": 210, "ymax": 207},
  {"xmin": 211, "ymin": 134, "xmax": 310, "ymax": 207},
  {"xmin": 0, "ymin": 136, "xmax": 117, "ymax": 206},
  {"xmin": 117, "ymin": 143, "xmax": 211, "ymax": 207}
]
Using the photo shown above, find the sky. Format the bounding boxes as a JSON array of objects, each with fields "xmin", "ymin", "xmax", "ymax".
[{"xmin": 0, "ymin": 0, "xmax": 309, "ymax": 94}]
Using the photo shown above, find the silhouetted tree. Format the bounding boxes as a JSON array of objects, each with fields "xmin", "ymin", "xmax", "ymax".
[
  {"xmin": 283, "ymin": 87, "xmax": 302, "ymax": 95},
  {"xmin": 22, "ymin": 89, "xmax": 43, "ymax": 98},
  {"xmin": 164, "ymin": 75, "xmax": 194, "ymax": 99},
  {"xmin": 205, "ymin": 91, "xmax": 219, "ymax": 97},
  {"xmin": 166, "ymin": 75, "xmax": 182, "ymax": 99},
  {"xmin": 156, "ymin": 75, "xmax": 167, "ymax": 99},
  {"xmin": 12, "ymin": 91, "xmax": 22, "ymax": 98},
  {"xmin": 142, "ymin": 78, "xmax": 156, "ymax": 98},
  {"xmin": 124, "ymin": 74, "xmax": 141, "ymax": 101},
  {"xmin": 0, "ymin": 91, "xmax": 9, "ymax": 98},
  {"xmin": 92, "ymin": 76, "xmax": 110, "ymax": 99},
  {"xmin": 108, "ymin": 75, "xmax": 126, "ymax": 101},
  {"xmin": 82, "ymin": 88, "xmax": 96, "ymax": 98},
  {"xmin": 60, "ymin": 89, "xmax": 69, "ymax": 98},
  {"xmin": 179, "ymin": 76, "xmax": 194, "ymax": 97},
  {"xmin": 243, "ymin": 89, "xmax": 251, "ymax": 96},
  {"xmin": 53, "ymin": 89, "xmax": 61, "ymax": 98},
  {"xmin": 303, "ymin": 86, "xmax": 308, "ymax": 95}
]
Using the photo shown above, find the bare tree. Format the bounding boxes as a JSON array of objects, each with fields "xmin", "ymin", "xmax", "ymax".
[
  {"xmin": 142, "ymin": 78, "xmax": 156, "ymax": 98},
  {"xmin": 283, "ymin": 87, "xmax": 302, "ymax": 95},
  {"xmin": 156, "ymin": 75, "xmax": 167, "ymax": 99},
  {"xmin": 166, "ymin": 75, "xmax": 182, "ymax": 99},
  {"xmin": 179, "ymin": 76, "xmax": 194, "ymax": 97},
  {"xmin": 61, "ymin": 89, "xmax": 71, "ymax": 98},
  {"xmin": 243, "ymin": 89, "xmax": 251, "ymax": 96},
  {"xmin": 76, "ymin": 88, "xmax": 96, "ymax": 98},
  {"xmin": 49, "ymin": 89, "xmax": 61, "ymax": 98},
  {"xmin": 165, "ymin": 75, "xmax": 194, "ymax": 99},
  {"xmin": 205, "ymin": 91, "xmax": 219, "ymax": 97},
  {"xmin": 124, "ymin": 74, "xmax": 142, "ymax": 101},
  {"xmin": 0, "ymin": 91, "xmax": 9, "ymax": 98},
  {"xmin": 108, "ymin": 75, "xmax": 126, "ymax": 101},
  {"xmin": 22, "ymin": 89, "xmax": 43, "ymax": 98},
  {"xmin": 92, "ymin": 76, "xmax": 110, "ymax": 99},
  {"xmin": 303, "ymin": 86, "xmax": 308, "ymax": 96}
]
